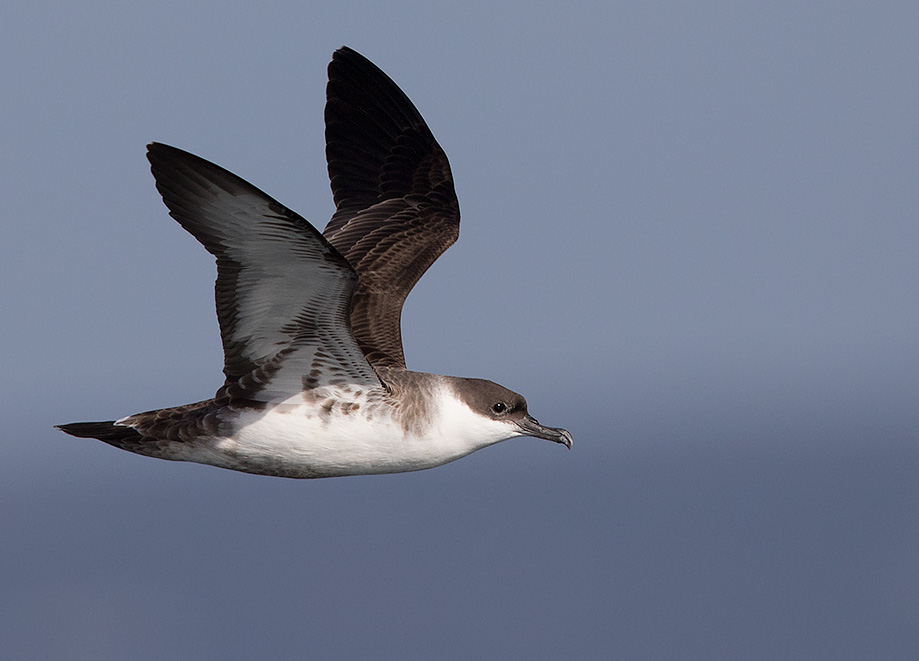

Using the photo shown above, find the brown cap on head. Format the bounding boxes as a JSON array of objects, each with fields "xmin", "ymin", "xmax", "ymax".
[{"xmin": 449, "ymin": 377, "xmax": 573, "ymax": 448}]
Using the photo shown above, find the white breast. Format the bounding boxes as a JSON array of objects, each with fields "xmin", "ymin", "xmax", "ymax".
[{"xmin": 186, "ymin": 386, "xmax": 511, "ymax": 478}]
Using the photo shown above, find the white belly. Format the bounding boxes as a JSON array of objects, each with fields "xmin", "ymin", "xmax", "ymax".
[
  {"xmin": 227, "ymin": 405, "xmax": 424, "ymax": 477},
  {"xmin": 169, "ymin": 387, "xmax": 513, "ymax": 478},
  {"xmin": 179, "ymin": 406, "xmax": 457, "ymax": 479}
]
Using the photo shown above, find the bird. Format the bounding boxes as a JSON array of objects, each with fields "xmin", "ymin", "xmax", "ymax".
[{"xmin": 56, "ymin": 46, "xmax": 572, "ymax": 478}]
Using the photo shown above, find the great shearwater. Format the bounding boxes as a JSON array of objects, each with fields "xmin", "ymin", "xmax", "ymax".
[{"xmin": 57, "ymin": 47, "xmax": 572, "ymax": 478}]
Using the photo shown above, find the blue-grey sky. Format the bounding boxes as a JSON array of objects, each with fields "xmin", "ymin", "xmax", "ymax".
[{"xmin": 3, "ymin": 2, "xmax": 918, "ymax": 659}]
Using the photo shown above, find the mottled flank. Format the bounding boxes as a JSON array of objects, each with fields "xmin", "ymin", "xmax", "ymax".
[{"xmin": 376, "ymin": 368, "xmax": 439, "ymax": 436}]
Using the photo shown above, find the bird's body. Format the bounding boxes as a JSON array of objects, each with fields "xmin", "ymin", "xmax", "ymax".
[{"xmin": 58, "ymin": 47, "xmax": 571, "ymax": 478}]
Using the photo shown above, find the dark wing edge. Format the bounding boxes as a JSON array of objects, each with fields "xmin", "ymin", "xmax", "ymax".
[{"xmin": 323, "ymin": 47, "xmax": 461, "ymax": 369}]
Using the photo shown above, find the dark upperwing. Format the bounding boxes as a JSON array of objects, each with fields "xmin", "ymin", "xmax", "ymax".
[{"xmin": 323, "ymin": 47, "xmax": 460, "ymax": 369}]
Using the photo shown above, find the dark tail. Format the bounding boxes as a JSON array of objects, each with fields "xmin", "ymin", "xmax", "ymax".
[{"xmin": 56, "ymin": 421, "xmax": 144, "ymax": 449}]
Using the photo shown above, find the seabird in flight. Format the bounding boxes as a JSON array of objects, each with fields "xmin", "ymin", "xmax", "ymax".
[{"xmin": 57, "ymin": 47, "xmax": 572, "ymax": 478}]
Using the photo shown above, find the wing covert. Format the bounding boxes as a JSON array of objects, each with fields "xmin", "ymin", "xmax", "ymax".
[{"xmin": 147, "ymin": 142, "xmax": 381, "ymax": 402}]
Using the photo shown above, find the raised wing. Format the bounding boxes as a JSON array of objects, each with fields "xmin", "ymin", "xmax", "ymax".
[
  {"xmin": 147, "ymin": 143, "xmax": 381, "ymax": 402},
  {"xmin": 324, "ymin": 47, "xmax": 460, "ymax": 369}
]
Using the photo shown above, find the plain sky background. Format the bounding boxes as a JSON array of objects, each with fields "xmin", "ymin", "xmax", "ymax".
[{"xmin": 3, "ymin": 2, "xmax": 919, "ymax": 658}]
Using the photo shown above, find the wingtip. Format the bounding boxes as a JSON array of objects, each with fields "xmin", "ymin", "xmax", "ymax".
[
  {"xmin": 146, "ymin": 141, "xmax": 185, "ymax": 163},
  {"xmin": 329, "ymin": 46, "xmax": 383, "ymax": 76},
  {"xmin": 146, "ymin": 142, "xmax": 176, "ymax": 169},
  {"xmin": 333, "ymin": 45, "xmax": 359, "ymax": 59}
]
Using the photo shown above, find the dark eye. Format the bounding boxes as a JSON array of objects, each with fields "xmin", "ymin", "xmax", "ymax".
[{"xmin": 492, "ymin": 402, "xmax": 508, "ymax": 414}]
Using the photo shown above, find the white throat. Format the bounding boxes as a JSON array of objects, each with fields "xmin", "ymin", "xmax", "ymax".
[{"xmin": 428, "ymin": 386, "xmax": 519, "ymax": 455}]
